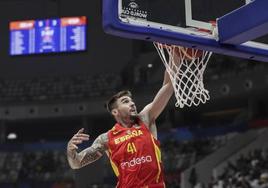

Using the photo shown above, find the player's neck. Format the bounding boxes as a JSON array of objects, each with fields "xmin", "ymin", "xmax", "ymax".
[
  {"xmin": 118, "ymin": 119, "xmax": 133, "ymax": 128},
  {"xmin": 117, "ymin": 116, "xmax": 138, "ymax": 128}
]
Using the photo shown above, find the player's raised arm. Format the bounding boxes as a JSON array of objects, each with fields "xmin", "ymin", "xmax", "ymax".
[
  {"xmin": 140, "ymin": 70, "xmax": 174, "ymax": 123},
  {"xmin": 67, "ymin": 128, "xmax": 108, "ymax": 169},
  {"xmin": 140, "ymin": 47, "xmax": 181, "ymax": 122}
]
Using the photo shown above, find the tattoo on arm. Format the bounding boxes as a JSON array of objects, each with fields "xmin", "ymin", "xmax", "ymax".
[{"xmin": 79, "ymin": 133, "xmax": 108, "ymax": 167}]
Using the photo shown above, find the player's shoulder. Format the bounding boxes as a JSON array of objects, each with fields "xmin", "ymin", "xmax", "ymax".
[
  {"xmin": 96, "ymin": 132, "xmax": 109, "ymax": 145},
  {"xmin": 108, "ymin": 124, "xmax": 128, "ymax": 137}
]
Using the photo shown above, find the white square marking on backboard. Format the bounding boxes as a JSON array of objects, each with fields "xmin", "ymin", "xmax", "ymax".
[{"xmin": 185, "ymin": 0, "xmax": 250, "ymax": 30}]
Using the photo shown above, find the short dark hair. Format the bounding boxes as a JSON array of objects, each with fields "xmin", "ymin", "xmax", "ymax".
[{"xmin": 105, "ymin": 90, "xmax": 132, "ymax": 113}]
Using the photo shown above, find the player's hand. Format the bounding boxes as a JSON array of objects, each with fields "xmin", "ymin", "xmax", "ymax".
[{"xmin": 67, "ymin": 128, "xmax": 90, "ymax": 152}]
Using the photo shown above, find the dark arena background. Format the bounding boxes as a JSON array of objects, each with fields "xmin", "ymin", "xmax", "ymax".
[{"xmin": 1, "ymin": 0, "xmax": 268, "ymax": 188}]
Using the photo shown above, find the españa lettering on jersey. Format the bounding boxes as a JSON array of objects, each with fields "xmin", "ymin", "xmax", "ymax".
[
  {"xmin": 114, "ymin": 129, "xmax": 143, "ymax": 144},
  {"xmin": 107, "ymin": 120, "xmax": 165, "ymax": 188}
]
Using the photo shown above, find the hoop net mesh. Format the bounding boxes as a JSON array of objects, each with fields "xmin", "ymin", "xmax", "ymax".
[{"xmin": 154, "ymin": 42, "xmax": 213, "ymax": 108}]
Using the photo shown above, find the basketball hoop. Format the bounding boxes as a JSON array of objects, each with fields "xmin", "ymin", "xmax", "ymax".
[{"xmin": 154, "ymin": 42, "xmax": 213, "ymax": 108}]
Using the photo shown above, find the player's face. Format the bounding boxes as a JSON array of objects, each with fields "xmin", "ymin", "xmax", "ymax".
[{"xmin": 115, "ymin": 96, "xmax": 137, "ymax": 118}]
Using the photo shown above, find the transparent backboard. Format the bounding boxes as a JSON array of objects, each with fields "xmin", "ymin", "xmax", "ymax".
[
  {"xmin": 121, "ymin": 0, "xmax": 247, "ymax": 28},
  {"xmin": 103, "ymin": 0, "xmax": 268, "ymax": 62}
]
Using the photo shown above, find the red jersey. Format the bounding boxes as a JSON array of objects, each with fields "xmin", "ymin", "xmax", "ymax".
[{"xmin": 107, "ymin": 120, "xmax": 165, "ymax": 188}]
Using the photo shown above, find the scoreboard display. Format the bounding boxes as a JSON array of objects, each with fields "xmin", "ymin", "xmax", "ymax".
[{"xmin": 10, "ymin": 16, "xmax": 86, "ymax": 55}]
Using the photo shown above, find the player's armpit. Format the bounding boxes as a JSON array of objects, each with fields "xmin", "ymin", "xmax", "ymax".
[{"xmin": 138, "ymin": 111, "xmax": 151, "ymax": 127}]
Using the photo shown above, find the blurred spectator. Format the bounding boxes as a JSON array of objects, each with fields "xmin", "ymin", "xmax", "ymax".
[
  {"xmin": 0, "ymin": 73, "xmax": 122, "ymax": 104},
  {"xmin": 205, "ymin": 148, "xmax": 268, "ymax": 188},
  {"xmin": 0, "ymin": 149, "xmax": 74, "ymax": 188}
]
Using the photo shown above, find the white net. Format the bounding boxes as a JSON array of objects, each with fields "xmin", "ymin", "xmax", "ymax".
[{"xmin": 154, "ymin": 42, "xmax": 213, "ymax": 108}]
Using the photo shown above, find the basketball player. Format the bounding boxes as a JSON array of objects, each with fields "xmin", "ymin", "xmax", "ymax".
[{"xmin": 67, "ymin": 68, "xmax": 174, "ymax": 187}]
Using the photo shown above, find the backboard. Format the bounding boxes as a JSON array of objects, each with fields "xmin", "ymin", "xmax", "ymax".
[{"xmin": 102, "ymin": 0, "xmax": 268, "ymax": 62}]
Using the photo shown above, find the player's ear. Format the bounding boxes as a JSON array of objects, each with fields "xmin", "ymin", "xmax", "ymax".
[{"xmin": 111, "ymin": 109, "xmax": 118, "ymax": 116}]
